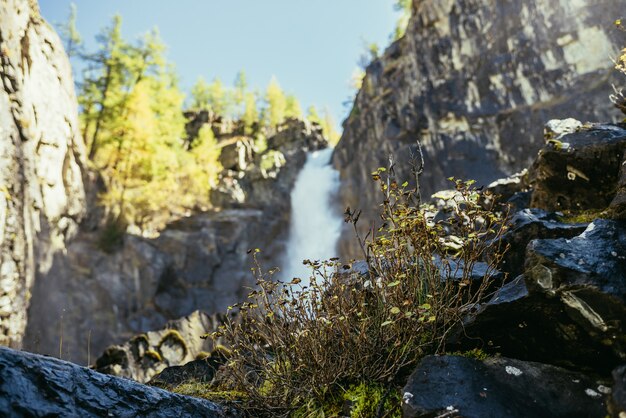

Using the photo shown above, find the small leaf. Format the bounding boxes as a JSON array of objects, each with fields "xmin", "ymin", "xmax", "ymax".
[
  {"xmin": 390, "ymin": 307, "xmax": 401, "ymax": 314},
  {"xmin": 388, "ymin": 280, "xmax": 401, "ymax": 287},
  {"xmin": 420, "ymin": 303, "xmax": 431, "ymax": 310},
  {"xmin": 381, "ymin": 320, "xmax": 394, "ymax": 327},
  {"xmin": 428, "ymin": 315, "xmax": 436, "ymax": 322}
]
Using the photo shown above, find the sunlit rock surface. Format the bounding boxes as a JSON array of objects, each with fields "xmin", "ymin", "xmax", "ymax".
[
  {"xmin": 0, "ymin": 0, "xmax": 86, "ymax": 348},
  {"xmin": 333, "ymin": 0, "xmax": 625, "ymax": 257}
]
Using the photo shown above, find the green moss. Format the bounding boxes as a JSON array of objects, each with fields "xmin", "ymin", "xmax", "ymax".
[
  {"xmin": 450, "ymin": 348, "xmax": 489, "ymax": 360},
  {"xmin": 557, "ymin": 209, "xmax": 606, "ymax": 224},
  {"xmin": 144, "ymin": 349, "xmax": 163, "ymax": 362},
  {"xmin": 130, "ymin": 333, "xmax": 149, "ymax": 345},
  {"xmin": 172, "ymin": 382, "xmax": 247, "ymax": 402},
  {"xmin": 195, "ymin": 351, "xmax": 211, "ymax": 360},
  {"xmin": 293, "ymin": 383, "xmax": 401, "ymax": 418},
  {"xmin": 211, "ymin": 344, "xmax": 232, "ymax": 358},
  {"xmin": 343, "ymin": 382, "xmax": 402, "ymax": 418}
]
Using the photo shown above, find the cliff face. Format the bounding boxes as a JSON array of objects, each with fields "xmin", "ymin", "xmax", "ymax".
[
  {"xmin": 333, "ymin": 0, "xmax": 625, "ymax": 256},
  {"xmin": 23, "ymin": 119, "xmax": 327, "ymax": 365},
  {"xmin": 0, "ymin": 0, "xmax": 86, "ymax": 347}
]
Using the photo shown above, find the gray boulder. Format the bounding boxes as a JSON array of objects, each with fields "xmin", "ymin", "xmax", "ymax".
[
  {"xmin": 402, "ymin": 355, "xmax": 608, "ymax": 418},
  {"xmin": 457, "ymin": 219, "xmax": 626, "ymax": 374},
  {"xmin": 497, "ymin": 208, "xmax": 587, "ymax": 276},
  {"xmin": 0, "ymin": 346, "xmax": 235, "ymax": 417},
  {"xmin": 528, "ymin": 123, "xmax": 626, "ymax": 212}
]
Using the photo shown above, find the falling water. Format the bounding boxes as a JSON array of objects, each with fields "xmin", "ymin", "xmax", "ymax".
[{"xmin": 280, "ymin": 147, "xmax": 343, "ymax": 285}]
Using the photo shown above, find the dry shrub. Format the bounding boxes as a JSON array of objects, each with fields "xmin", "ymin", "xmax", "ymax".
[{"xmin": 212, "ymin": 160, "xmax": 509, "ymax": 416}]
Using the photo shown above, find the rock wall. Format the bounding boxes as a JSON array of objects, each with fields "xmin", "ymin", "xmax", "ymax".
[
  {"xmin": 333, "ymin": 0, "xmax": 625, "ymax": 257},
  {"xmin": 0, "ymin": 0, "xmax": 86, "ymax": 347}
]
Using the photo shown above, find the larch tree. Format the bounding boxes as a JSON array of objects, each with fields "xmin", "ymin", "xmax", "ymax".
[
  {"xmin": 265, "ymin": 76, "xmax": 286, "ymax": 129},
  {"xmin": 285, "ymin": 94, "xmax": 303, "ymax": 120}
]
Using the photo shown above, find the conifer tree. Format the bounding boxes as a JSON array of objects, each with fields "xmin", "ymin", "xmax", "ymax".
[
  {"xmin": 306, "ymin": 105, "xmax": 321, "ymax": 124},
  {"xmin": 285, "ymin": 94, "xmax": 303, "ymax": 119},
  {"xmin": 233, "ymin": 70, "xmax": 248, "ymax": 108},
  {"xmin": 190, "ymin": 76, "xmax": 211, "ymax": 111},
  {"xmin": 243, "ymin": 91, "xmax": 259, "ymax": 135},
  {"xmin": 265, "ymin": 76, "xmax": 286, "ymax": 129},
  {"xmin": 81, "ymin": 14, "xmax": 127, "ymax": 160}
]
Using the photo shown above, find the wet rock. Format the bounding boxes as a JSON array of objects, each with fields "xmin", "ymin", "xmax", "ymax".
[
  {"xmin": 0, "ymin": 346, "xmax": 234, "ymax": 417},
  {"xmin": 402, "ymin": 355, "xmax": 607, "ymax": 418},
  {"xmin": 497, "ymin": 209, "xmax": 587, "ymax": 276},
  {"xmin": 0, "ymin": 0, "xmax": 87, "ymax": 347},
  {"xmin": 609, "ymin": 364, "xmax": 626, "ymax": 417},
  {"xmin": 458, "ymin": 219, "xmax": 626, "ymax": 374},
  {"xmin": 528, "ymin": 123, "xmax": 626, "ymax": 212},
  {"xmin": 608, "ymin": 155, "xmax": 626, "ymax": 220},
  {"xmin": 456, "ymin": 276, "xmax": 620, "ymax": 373}
]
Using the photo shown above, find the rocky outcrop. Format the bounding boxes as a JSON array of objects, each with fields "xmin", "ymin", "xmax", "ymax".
[
  {"xmin": 528, "ymin": 123, "xmax": 626, "ymax": 211},
  {"xmin": 0, "ymin": 0, "xmax": 86, "ymax": 348},
  {"xmin": 23, "ymin": 118, "xmax": 327, "ymax": 366},
  {"xmin": 333, "ymin": 0, "xmax": 624, "ymax": 257},
  {"xmin": 0, "ymin": 346, "xmax": 235, "ymax": 417},
  {"xmin": 449, "ymin": 125, "xmax": 626, "ymax": 373},
  {"xmin": 402, "ymin": 355, "xmax": 608, "ymax": 418},
  {"xmin": 95, "ymin": 311, "xmax": 225, "ymax": 383}
]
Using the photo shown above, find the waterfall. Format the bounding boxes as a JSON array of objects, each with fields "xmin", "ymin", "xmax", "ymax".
[{"xmin": 280, "ymin": 147, "xmax": 343, "ymax": 285}]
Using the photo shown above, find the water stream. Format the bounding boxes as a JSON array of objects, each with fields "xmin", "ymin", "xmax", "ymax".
[{"xmin": 280, "ymin": 148, "xmax": 343, "ymax": 285}]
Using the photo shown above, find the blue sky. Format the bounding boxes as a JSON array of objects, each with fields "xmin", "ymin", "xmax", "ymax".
[{"xmin": 39, "ymin": 1, "xmax": 401, "ymax": 128}]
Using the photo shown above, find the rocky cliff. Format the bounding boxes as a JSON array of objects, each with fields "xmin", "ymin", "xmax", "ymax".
[
  {"xmin": 333, "ymin": 0, "xmax": 625, "ymax": 256},
  {"xmin": 23, "ymin": 118, "xmax": 327, "ymax": 365},
  {"xmin": 0, "ymin": 0, "xmax": 86, "ymax": 348}
]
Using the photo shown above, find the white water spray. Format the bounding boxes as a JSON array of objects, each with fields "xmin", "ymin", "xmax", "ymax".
[{"xmin": 281, "ymin": 148, "xmax": 343, "ymax": 285}]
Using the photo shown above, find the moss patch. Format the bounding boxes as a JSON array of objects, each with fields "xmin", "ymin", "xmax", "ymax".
[
  {"xmin": 450, "ymin": 348, "xmax": 489, "ymax": 360},
  {"xmin": 172, "ymin": 382, "xmax": 247, "ymax": 403},
  {"xmin": 158, "ymin": 329, "xmax": 188, "ymax": 356},
  {"xmin": 293, "ymin": 382, "xmax": 402, "ymax": 418},
  {"xmin": 557, "ymin": 209, "xmax": 607, "ymax": 224}
]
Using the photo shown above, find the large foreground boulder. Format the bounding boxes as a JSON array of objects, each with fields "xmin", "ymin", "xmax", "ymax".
[
  {"xmin": 402, "ymin": 355, "xmax": 608, "ymax": 418},
  {"xmin": 459, "ymin": 219, "xmax": 626, "ymax": 374},
  {"xmin": 0, "ymin": 346, "xmax": 236, "ymax": 417}
]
